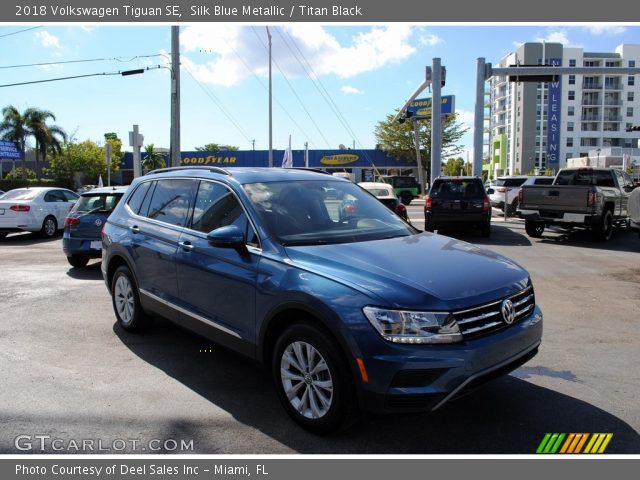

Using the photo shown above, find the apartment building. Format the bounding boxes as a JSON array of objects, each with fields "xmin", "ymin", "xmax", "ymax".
[{"xmin": 485, "ymin": 42, "xmax": 640, "ymax": 178}]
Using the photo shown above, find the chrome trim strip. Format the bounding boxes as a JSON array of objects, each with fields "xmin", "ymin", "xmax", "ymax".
[
  {"xmin": 513, "ymin": 294, "xmax": 534, "ymax": 307},
  {"xmin": 456, "ymin": 310, "xmax": 500, "ymax": 325},
  {"xmin": 453, "ymin": 285, "xmax": 533, "ymax": 316},
  {"xmin": 431, "ymin": 339, "xmax": 541, "ymax": 411},
  {"xmin": 515, "ymin": 303, "xmax": 534, "ymax": 317},
  {"xmin": 139, "ymin": 288, "xmax": 241, "ymax": 339},
  {"xmin": 460, "ymin": 321, "xmax": 503, "ymax": 335}
]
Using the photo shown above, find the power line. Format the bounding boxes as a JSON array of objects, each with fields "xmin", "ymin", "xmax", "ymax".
[
  {"xmin": 221, "ymin": 37, "xmax": 318, "ymax": 148},
  {"xmin": 0, "ymin": 54, "xmax": 169, "ymax": 70},
  {"xmin": 0, "ymin": 65, "xmax": 165, "ymax": 88},
  {"xmin": 0, "ymin": 26, "xmax": 42, "ymax": 39},
  {"xmin": 181, "ymin": 65, "xmax": 253, "ymax": 144},
  {"xmin": 278, "ymin": 27, "xmax": 373, "ymax": 163},
  {"xmin": 251, "ymin": 26, "xmax": 332, "ymax": 149}
]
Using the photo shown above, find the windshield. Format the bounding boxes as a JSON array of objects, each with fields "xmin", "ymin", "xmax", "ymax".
[
  {"xmin": 74, "ymin": 193, "xmax": 124, "ymax": 213},
  {"xmin": 1, "ymin": 189, "xmax": 40, "ymax": 201},
  {"xmin": 243, "ymin": 180, "xmax": 416, "ymax": 246}
]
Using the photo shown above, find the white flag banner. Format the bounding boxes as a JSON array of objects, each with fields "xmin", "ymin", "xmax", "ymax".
[
  {"xmin": 97, "ymin": 175, "xmax": 104, "ymax": 188},
  {"xmin": 282, "ymin": 135, "xmax": 293, "ymax": 168}
]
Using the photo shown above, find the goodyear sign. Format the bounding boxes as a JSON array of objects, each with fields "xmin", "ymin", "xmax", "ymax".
[
  {"xmin": 320, "ymin": 154, "xmax": 359, "ymax": 166},
  {"xmin": 407, "ymin": 95, "xmax": 455, "ymax": 119},
  {"xmin": 182, "ymin": 155, "xmax": 238, "ymax": 165}
]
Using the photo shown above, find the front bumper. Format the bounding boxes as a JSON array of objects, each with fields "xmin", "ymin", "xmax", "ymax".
[{"xmin": 355, "ymin": 305, "xmax": 543, "ymax": 414}]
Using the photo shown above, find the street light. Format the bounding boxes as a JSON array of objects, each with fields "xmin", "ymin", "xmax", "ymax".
[{"xmin": 596, "ymin": 148, "xmax": 601, "ymax": 167}]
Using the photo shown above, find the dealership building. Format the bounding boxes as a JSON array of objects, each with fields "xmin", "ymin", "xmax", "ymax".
[{"xmin": 485, "ymin": 42, "xmax": 640, "ymax": 178}]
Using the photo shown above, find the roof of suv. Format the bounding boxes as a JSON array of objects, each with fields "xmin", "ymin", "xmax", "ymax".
[{"xmin": 144, "ymin": 167, "xmax": 335, "ymax": 184}]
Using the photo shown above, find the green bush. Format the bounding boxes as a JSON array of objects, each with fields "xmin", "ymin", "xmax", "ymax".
[{"xmin": 0, "ymin": 178, "xmax": 71, "ymax": 192}]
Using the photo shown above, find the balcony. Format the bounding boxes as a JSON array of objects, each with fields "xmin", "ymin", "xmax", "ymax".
[
  {"xmin": 604, "ymin": 99, "xmax": 623, "ymax": 106},
  {"xmin": 605, "ymin": 84, "xmax": 623, "ymax": 91},
  {"xmin": 582, "ymin": 82, "xmax": 602, "ymax": 90},
  {"xmin": 581, "ymin": 115, "xmax": 601, "ymax": 121},
  {"xmin": 603, "ymin": 116, "xmax": 622, "ymax": 122}
]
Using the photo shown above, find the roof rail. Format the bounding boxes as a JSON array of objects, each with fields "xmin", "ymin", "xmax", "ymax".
[
  {"xmin": 145, "ymin": 166, "xmax": 231, "ymax": 176},
  {"xmin": 286, "ymin": 167, "xmax": 331, "ymax": 175}
]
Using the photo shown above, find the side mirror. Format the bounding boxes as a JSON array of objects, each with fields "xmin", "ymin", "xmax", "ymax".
[
  {"xmin": 624, "ymin": 185, "xmax": 635, "ymax": 193},
  {"xmin": 207, "ymin": 225, "xmax": 245, "ymax": 249},
  {"xmin": 486, "ymin": 188, "xmax": 495, "ymax": 195}
]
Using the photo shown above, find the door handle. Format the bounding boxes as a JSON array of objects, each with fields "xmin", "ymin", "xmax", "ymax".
[
  {"xmin": 129, "ymin": 225, "xmax": 140, "ymax": 234},
  {"xmin": 179, "ymin": 241, "xmax": 195, "ymax": 252}
]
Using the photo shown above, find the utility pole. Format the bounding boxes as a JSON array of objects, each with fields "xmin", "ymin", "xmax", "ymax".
[
  {"xmin": 105, "ymin": 143, "xmax": 112, "ymax": 186},
  {"xmin": 430, "ymin": 58, "xmax": 442, "ymax": 184},
  {"xmin": 130, "ymin": 125, "xmax": 143, "ymax": 178},
  {"xmin": 170, "ymin": 26, "xmax": 181, "ymax": 168},
  {"xmin": 266, "ymin": 26, "xmax": 273, "ymax": 168}
]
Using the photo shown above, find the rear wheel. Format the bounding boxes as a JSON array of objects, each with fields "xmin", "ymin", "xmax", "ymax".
[
  {"xmin": 525, "ymin": 220, "xmax": 545, "ymax": 238},
  {"xmin": 592, "ymin": 209, "xmax": 613, "ymax": 241},
  {"xmin": 111, "ymin": 265, "xmax": 147, "ymax": 332},
  {"xmin": 272, "ymin": 322, "xmax": 355, "ymax": 434},
  {"xmin": 481, "ymin": 221, "xmax": 491, "ymax": 238},
  {"xmin": 67, "ymin": 255, "xmax": 89, "ymax": 268},
  {"xmin": 40, "ymin": 216, "xmax": 58, "ymax": 238},
  {"xmin": 507, "ymin": 198, "xmax": 519, "ymax": 217}
]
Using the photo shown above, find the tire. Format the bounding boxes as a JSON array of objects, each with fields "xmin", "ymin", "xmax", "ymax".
[
  {"xmin": 400, "ymin": 192, "xmax": 413, "ymax": 206},
  {"xmin": 111, "ymin": 265, "xmax": 147, "ymax": 332},
  {"xmin": 67, "ymin": 255, "xmax": 90, "ymax": 268},
  {"xmin": 40, "ymin": 216, "xmax": 58, "ymax": 238},
  {"xmin": 508, "ymin": 199, "xmax": 519, "ymax": 217},
  {"xmin": 525, "ymin": 220, "xmax": 545, "ymax": 238},
  {"xmin": 592, "ymin": 209, "xmax": 613, "ymax": 241},
  {"xmin": 0, "ymin": 232, "xmax": 7, "ymax": 240},
  {"xmin": 481, "ymin": 221, "xmax": 491, "ymax": 238},
  {"xmin": 272, "ymin": 322, "xmax": 356, "ymax": 434}
]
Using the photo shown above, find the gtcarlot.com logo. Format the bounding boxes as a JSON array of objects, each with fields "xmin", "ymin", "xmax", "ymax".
[
  {"xmin": 14, "ymin": 435, "xmax": 194, "ymax": 452},
  {"xmin": 536, "ymin": 433, "xmax": 613, "ymax": 454}
]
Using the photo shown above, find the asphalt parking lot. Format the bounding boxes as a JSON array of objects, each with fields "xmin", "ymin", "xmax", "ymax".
[{"xmin": 1, "ymin": 210, "xmax": 639, "ymax": 454}]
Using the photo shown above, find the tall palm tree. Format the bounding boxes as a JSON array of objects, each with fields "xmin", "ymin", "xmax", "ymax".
[
  {"xmin": 142, "ymin": 144, "xmax": 167, "ymax": 172},
  {"xmin": 28, "ymin": 109, "xmax": 66, "ymax": 180},
  {"xmin": 0, "ymin": 105, "xmax": 31, "ymax": 179}
]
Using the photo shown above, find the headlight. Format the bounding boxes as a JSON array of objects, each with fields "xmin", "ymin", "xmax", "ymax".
[{"xmin": 363, "ymin": 306, "xmax": 463, "ymax": 344}]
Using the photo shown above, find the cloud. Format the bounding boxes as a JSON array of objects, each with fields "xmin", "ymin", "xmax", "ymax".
[
  {"xmin": 418, "ymin": 33, "xmax": 443, "ymax": 47},
  {"xmin": 35, "ymin": 31, "xmax": 61, "ymax": 49},
  {"xmin": 535, "ymin": 30, "xmax": 571, "ymax": 45},
  {"xmin": 341, "ymin": 85, "xmax": 363, "ymax": 95},
  {"xmin": 180, "ymin": 25, "xmax": 417, "ymax": 87},
  {"xmin": 456, "ymin": 110, "xmax": 475, "ymax": 130},
  {"xmin": 582, "ymin": 25, "xmax": 626, "ymax": 36}
]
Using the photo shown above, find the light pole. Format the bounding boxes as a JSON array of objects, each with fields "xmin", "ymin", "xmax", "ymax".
[
  {"xmin": 596, "ymin": 148, "xmax": 601, "ymax": 167},
  {"xmin": 170, "ymin": 26, "xmax": 181, "ymax": 169},
  {"xmin": 266, "ymin": 26, "xmax": 273, "ymax": 168}
]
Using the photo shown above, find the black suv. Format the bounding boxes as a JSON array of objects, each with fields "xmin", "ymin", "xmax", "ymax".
[{"xmin": 424, "ymin": 176, "xmax": 492, "ymax": 237}]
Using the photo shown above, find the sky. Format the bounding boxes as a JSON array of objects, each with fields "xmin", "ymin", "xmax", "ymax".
[{"xmin": 1, "ymin": 24, "xmax": 639, "ymax": 157}]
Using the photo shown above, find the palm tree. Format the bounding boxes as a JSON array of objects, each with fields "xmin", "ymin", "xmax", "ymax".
[
  {"xmin": 0, "ymin": 105, "xmax": 31, "ymax": 179},
  {"xmin": 142, "ymin": 144, "xmax": 167, "ymax": 172},
  {"xmin": 28, "ymin": 109, "xmax": 66, "ymax": 180}
]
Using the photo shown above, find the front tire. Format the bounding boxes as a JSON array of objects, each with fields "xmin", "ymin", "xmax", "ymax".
[
  {"xmin": 525, "ymin": 220, "xmax": 545, "ymax": 238},
  {"xmin": 67, "ymin": 255, "xmax": 89, "ymax": 268},
  {"xmin": 272, "ymin": 322, "xmax": 355, "ymax": 434},
  {"xmin": 111, "ymin": 265, "xmax": 147, "ymax": 332},
  {"xmin": 40, "ymin": 216, "xmax": 58, "ymax": 238}
]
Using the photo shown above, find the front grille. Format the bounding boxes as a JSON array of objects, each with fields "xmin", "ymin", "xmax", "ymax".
[{"xmin": 453, "ymin": 285, "xmax": 535, "ymax": 339}]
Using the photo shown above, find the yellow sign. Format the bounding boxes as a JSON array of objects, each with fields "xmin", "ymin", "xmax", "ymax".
[{"xmin": 320, "ymin": 154, "xmax": 359, "ymax": 166}]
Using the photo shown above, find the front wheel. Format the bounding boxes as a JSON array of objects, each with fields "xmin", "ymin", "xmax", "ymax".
[
  {"xmin": 111, "ymin": 265, "xmax": 147, "ymax": 332},
  {"xmin": 272, "ymin": 322, "xmax": 355, "ymax": 434},
  {"xmin": 525, "ymin": 220, "xmax": 545, "ymax": 238},
  {"xmin": 40, "ymin": 216, "xmax": 58, "ymax": 238}
]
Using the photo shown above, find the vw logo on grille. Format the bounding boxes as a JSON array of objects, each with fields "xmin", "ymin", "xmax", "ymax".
[
  {"xmin": 501, "ymin": 299, "xmax": 516, "ymax": 325},
  {"xmin": 94, "ymin": 219, "xmax": 103, "ymax": 227}
]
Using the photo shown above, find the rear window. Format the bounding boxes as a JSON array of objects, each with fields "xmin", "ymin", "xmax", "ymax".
[
  {"xmin": 1, "ymin": 189, "xmax": 40, "ymax": 201},
  {"xmin": 533, "ymin": 177, "xmax": 554, "ymax": 185},
  {"xmin": 75, "ymin": 193, "xmax": 124, "ymax": 213},
  {"xmin": 430, "ymin": 179, "xmax": 484, "ymax": 199},
  {"xmin": 496, "ymin": 178, "xmax": 527, "ymax": 187},
  {"xmin": 554, "ymin": 170, "xmax": 615, "ymax": 187}
]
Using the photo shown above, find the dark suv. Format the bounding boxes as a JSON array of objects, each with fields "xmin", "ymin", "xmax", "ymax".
[
  {"xmin": 102, "ymin": 167, "xmax": 542, "ymax": 433},
  {"xmin": 424, "ymin": 176, "xmax": 492, "ymax": 237}
]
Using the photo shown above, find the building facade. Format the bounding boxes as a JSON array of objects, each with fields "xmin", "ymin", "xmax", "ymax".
[{"xmin": 486, "ymin": 43, "xmax": 640, "ymax": 178}]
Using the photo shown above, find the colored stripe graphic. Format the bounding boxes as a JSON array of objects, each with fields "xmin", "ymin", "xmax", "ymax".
[{"xmin": 538, "ymin": 433, "xmax": 613, "ymax": 454}]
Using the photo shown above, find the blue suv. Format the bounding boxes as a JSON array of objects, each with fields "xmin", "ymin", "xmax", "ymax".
[{"xmin": 102, "ymin": 167, "xmax": 543, "ymax": 433}]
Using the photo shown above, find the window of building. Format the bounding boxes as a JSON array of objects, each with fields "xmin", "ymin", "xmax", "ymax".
[
  {"xmin": 569, "ymin": 59, "xmax": 576, "ymax": 67},
  {"xmin": 568, "ymin": 75, "xmax": 575, "ymax": 85},
  {"xmin": 566, "ymin": 137, "xmax": 574, "ymax": 147},
  {"xmin": 627, "ymin": 123, "xmax": 634, "ymax": 131},
  {"xmin": 628, "ymin": 92, "xmax": 635, "ymax": 102},
  {"xmin": 629, "ymin": 75, "xmax": 635, "ymax": 86},
  {"xmin": 605, "ymin": 61, "xmax": 619, "ymax": 67},
  {"xmin": 567, "ymin": 121, "xmax": 574, "ymax": 132},
  {"xmin": 568, "ymin": 106, "xmax": 575, "ymax": 116},
  {"xmin": 630, "ymin": 60, "xmax": 636, "ymax": 68},
  {"xmin": 568, "ymin": 90, "xmax": 575, "ymax": 101},
  {"xmin": 627, "ymin": 107, "xmax": 634, "ymax": 117},
  {"xmin": 566, "ymin": 153, "xmax": 573, "ymax": 160}
]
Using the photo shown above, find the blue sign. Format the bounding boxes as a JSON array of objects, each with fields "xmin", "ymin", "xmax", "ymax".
[
  {"xmin": 406, "ymin": 95, "xmax": 455, "ymax": 119},
  {"xmin": 0, "ymin": 140, "xmax": 21, "ymax": 160},
  {"xmin": 546, "ymin": 59, "xmax": 562, "ymax": 170}
]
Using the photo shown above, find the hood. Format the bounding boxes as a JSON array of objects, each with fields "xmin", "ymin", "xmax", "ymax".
[{"xmin": 284, "ymin": 233, "xmax": 529, "ymax": 311}]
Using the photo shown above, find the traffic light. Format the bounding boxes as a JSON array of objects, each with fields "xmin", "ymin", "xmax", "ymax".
[
  {"xmin": 626, "ymin": 126, "xmax": 640, "ymax": 132},
  {"xmin": 397, "ymin": 110, "xmax": 414, "ymax": 124}
]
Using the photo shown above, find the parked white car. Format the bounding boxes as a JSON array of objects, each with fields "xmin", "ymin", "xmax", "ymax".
[
  {"xmin": 0, "ymin": 187, "xmax": 79, "ymax": 239},
  {"xmin": 488, "ymin": 176, "xmax": 554, "ymax": 214}
]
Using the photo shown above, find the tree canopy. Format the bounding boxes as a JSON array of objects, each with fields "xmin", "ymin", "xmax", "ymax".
[{"xmin": 195, "ymin": 143, "xmax": 239, "ymax": 152}]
